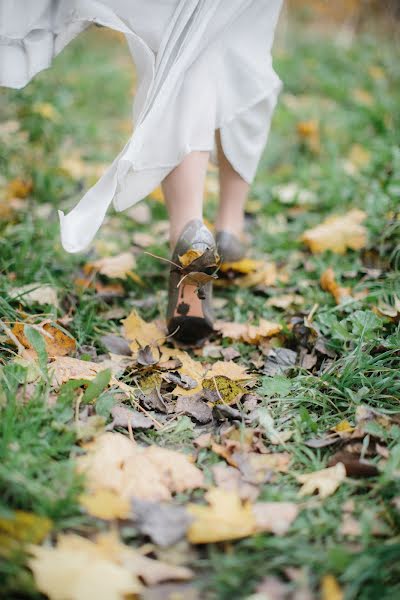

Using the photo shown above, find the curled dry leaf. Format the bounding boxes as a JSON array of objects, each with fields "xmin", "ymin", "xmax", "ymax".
[
  {"xmin": 175, "ymin": 395, "xmax": 212, "ymax": 423},
  {"xmin": 123, "ymin": 310, "xmax": 166, "ymax": 352},
  {"xmin": 297, "ymin": 463, "xmax": 346, "ymax": 499},
  {"xmin": 85, "ymin": 252, "xmax": 137, "ymax": 280},
  {"xmin": 178, "ymin": 249, "xmax": 204, "ymax": 268},
  {"xmin": 12, "ymin": 322, "xmax": 76, "ymax": 357},
  {"xmin": 301, "ymin": 209, "xmax": 367, "ymax": 254},
  {"xmin": 320, "ymin": 268, "xmax": 351, "ymax": 304},
  {"xmin": 215, "ymin": 319, "xmax": 282, "ymax": 344},
  {"xmin": 77, "ymin": 432, "xmax": 204, "ymax": 501},
  {"xmin": 160, "ymin": 348, "xmax": 205, "ymax": 396}
]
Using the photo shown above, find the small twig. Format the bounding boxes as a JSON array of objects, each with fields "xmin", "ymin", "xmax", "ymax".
[
  {"xmin": 127, "ymin": 418, "xmax": 135, "ymax": 444},
  {"xmin": 143, "ymin": 250, "xmax": 181, "ymax": 270},
  {"xmin": 306, "ymin": 302, "xmax": 319, "ymax": 323},
  {"xmin": 212, "ymin": 375, "xmax": 225, "ymax": 404}
]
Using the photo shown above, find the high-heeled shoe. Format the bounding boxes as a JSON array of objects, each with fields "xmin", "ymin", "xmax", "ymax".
[
  {"xmin": 167, "ymin": 219, "xmax": 219, "ymax": 345},
  {"xmin": 215, "ymin": 230, "xmax": 247, "ymax": 264}
]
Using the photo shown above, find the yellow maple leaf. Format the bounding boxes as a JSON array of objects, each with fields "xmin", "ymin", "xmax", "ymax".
[
  {"xmin": 123, "ymin": 310, "xmax": 166, "ymax": 352},
  {"xmin": 297, "ymin": 463, "xmax": 346, "ymax": 499},
  {"xmin": 79, "ymin": 490, "xmax": 131, "ymax": 520},
  {"xmin": 187, "ymin": 488, "xmax": 256, "ymax": 543},
  {"xmin": 301, "ymin": 210, "xmax": 367, "ymax": 254}
]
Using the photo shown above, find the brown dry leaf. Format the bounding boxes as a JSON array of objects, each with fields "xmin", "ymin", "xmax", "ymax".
[
  {"xmin": 85, "ymin": 252, "xmax": 138, "ymax": 281},
  {"xmin": 215, "ymin": 319, "xmax": 282, "ymax": 344},
  {"xmin": 12, "ymin": 322, "xmax": 76, "ymax": 357},
  {"xmin": 320, "ymin": 268, "xmax": 351, "ymax": 304},
  {"xmin": 28, "ymin": 532, "xmax": 142, "ymax": 600},
  {"xmin": 6, "ymin": 177, "xmax": 33, "ymax": 199},
  {"xmin": 0, "ymin": 511, "xmax": 52, "ymax": 557},
  {"xmin": 301, "ymin": 210, "xmax": 367, "ymax": 254},
  {"xmin": 321, "ymin": 574, "xmax": 343, "ymax": 600},
  {"xmin": 123, "ymin": 310, "xmax": 166, "ymax": 353},
  {"xmin": 234, "ymin": 452, "xmax": 291, "ymax": 484},
  {"xmin": 178, "ymin": 249, "xmax": 204, "ymax": 268},
  {"xmin": 187, "ymin": 488, "xmax": 256, "ymax": 543},
  {"xmin": 77, "ymin": 432, "xmax": 204, "ymax": 501},
  {"xmin": 79, "ymin": 490, "xmax": 131, "ymax": 520},
  {"xmin": 205, "ymin": 360, "xmax": 252, "ymax": 381},
  {"xmin": 253, "ymin": 502, "xmax": 299, "ymax": 535},
  {"xmin": 297, "ymin": 463, "xmax": 346, "ymax": 499}
]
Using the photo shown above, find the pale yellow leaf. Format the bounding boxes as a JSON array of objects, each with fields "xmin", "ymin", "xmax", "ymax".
[
  {"xmin": 178, "ymin": 249, "xmax": 204, "ymax": 268},
  {"xmin": 9, "ymin": 284, "xmax": 59, "ymax": 308},
  {"xmin": 215, "ymin": 319, "xmax": 282, "ymax": 344},
  {"xmin": 187, "ymin": 488, "xmax": 256, "ymax": 543},
  {"xmin": 297, "ymin": 463, "xmax": 346, "ymax": 499},
  {"xmin": 77, "ymin": 432, "xmax": 204, "ymax": 501},
  {"xmin": 205, "ymin": 360, "xmax": 252, "ymax": 381},
  {"xmin": 86, "ymin": 253, "xmax": 136, "ymax": 280},
  {"xmin": 301, "ymin": 210, "xmax": 367, "ymax": 254},
  {"xmin": 321, "ymin": 574, "xmax": 343, "ymax": 600},
  {"xmin": 79, "ymin": 490, "xmax": 131, "ymax": 520},
  {"xmin": 123, "ymin": 310, "xmax": 166, "ymax": 352},
  {"xmin": 320, "ymin": 268, "xmax": 351, "ymax": 304}
]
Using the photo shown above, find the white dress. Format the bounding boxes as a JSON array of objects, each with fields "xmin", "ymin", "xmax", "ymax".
[{"xmin": 0, "ymin": 0, "xmax": 283, "ymax": 252}]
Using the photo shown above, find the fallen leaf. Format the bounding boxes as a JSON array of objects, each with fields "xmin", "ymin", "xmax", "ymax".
[
  {"xmin": 108, "ymin": 405, "xmax": 154, "ymax": 430},
  {"xmin": 0, "ymin": 511, "xmax": 52, "ymax": 557},
  {"xmin": 215, "ymin": 319, "xmax": 282, "ymax": 344},
  {"xmin": 175, "ymin": 395, "xmax": 212, "ymax": 423},
  {"xmin": 132, "ymin": 499, "xmax": 192, "ymax": 547},
  {"xmin": 263, "ymin": 348, "xmax": 297, "ymax": 376},
  {"xmin": 9, "ymin": 284, "xmax": 59, "ymax": 308},
  {"xmin": 32, "ymin": 102, "xmax": 59, "ymax": 121},
  {"xmin": 352, "ymin": 88, "xmax": 374, "ymax": 106},
  {"xmin": 160, "ymin": 348, "xmax": 205, "ymax": 396},
  {"xmin": 297, "ymin": 119, "xmax": 320, "ymax": 153},
  {"xmin": 29, "ymin": 532, "xmax": 142, "ymax": 600},
  {"xmin": 12, "ymin": 322, "xmax": 76, "ymax": 357},
  {"xmin": 234, "ymin": 451, "xmax": 291, "ymax": 484},
  {"xmin": 253, "ymin": 502, "xmax": 299, "ymax": 535},
  {"xmin": 202, "ymin": 376, "xmax": 245, "ymax": 405},
  {"xmin": 212, "ymin": 464, "xmax": 259, "ymax": 501},
  {"xmin": 321, "ymin": 574, "xmax": 343, "ymax": 600},
  {"xmin": 297, "ymin": 463, "xmax": 346, "ymax": 498},
  {"xmin": 301, "ymin": 210, "xmax": 367, "ymax": 254},
  {"xmin": 79, "ymin": 489, "xmax": 131, "ymax": 520},
  {"xmin": 205, "ymin": 360, "xmax": 252, "ymax": 381},
  {"xmin": 123, "ymin": 310, "xmax": 166, "ymax": 352},
  {"xmin": 187, "ymin": 488, "xmax": 256, "ymax": 543},
  {"xmin": 178, "ymin": 249, "xmax": 204, "ymax": 268},
  {"xmin": 100, "ymin": 334, "xmax": 132, "ymax": 356},
  {"xmin": 77, "ymin": 432, "xmax": 204, "ymax": 501},
  {"xmin": 266, "ymin": 293, "xmax": 304, "ymax": 309},
  {"xmin": 50, "ymin": 356, "xmax": 119, "ymax": 387},
  {"xmin": 320, "ymin": 268, "xmax": 351, "ymax": 304},
  {"xmin": 6, "ymin": 177, "xmax": 33, "ymax": 199},
  {"xmin": 85, "ymin": 252, "xmax": 137, "ymax": 280}
]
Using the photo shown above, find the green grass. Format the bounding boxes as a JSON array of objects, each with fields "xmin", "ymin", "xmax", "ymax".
[{"xmin": 0, "ymin": 15, "xmax": 400, "ymax": 600}]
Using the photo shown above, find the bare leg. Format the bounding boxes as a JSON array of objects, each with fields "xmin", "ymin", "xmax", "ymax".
[
  {"xmin": 162, "ymin": 150, "xmax": 209, "ymax": 248},
  {"xmin": 215, "ymin": 130, "xmax": 249, "ymax": 237}
]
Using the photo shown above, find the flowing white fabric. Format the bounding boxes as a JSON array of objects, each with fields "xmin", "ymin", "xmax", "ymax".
[{"xmin": 0, "ymin": 0, "xmax": 283, "ymax": 252}]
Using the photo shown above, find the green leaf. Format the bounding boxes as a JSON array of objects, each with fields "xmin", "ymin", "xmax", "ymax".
[
  {"xmin": 24, "ymin": 325, "xmax": 48, "ymax": 374},
  {"xmin": 82, "ymin": 368, "xmax": 112, "ymax": 404},
  {"xmin": 95, "ymin": 392, "xmax": 116, "ymax": 418}
]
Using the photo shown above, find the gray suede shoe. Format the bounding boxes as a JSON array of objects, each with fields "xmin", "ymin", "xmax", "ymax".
[
  {"xmin": 215, "ymin": 230, "xmax": 247, "ymax": 263},
  {"xmin": 167, "ymin": 219, "xmax": 219, "ymax": 345}
]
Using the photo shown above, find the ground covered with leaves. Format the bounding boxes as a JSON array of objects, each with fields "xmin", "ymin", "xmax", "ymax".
[{"xmin": 0, "ymin": 10, "xmax": 399, "ymax": 600}]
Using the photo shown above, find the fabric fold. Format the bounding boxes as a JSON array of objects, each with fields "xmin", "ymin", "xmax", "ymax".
[{"xmin": 0, "ymin": 0, "xmax": 283, "ymax": 253}]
